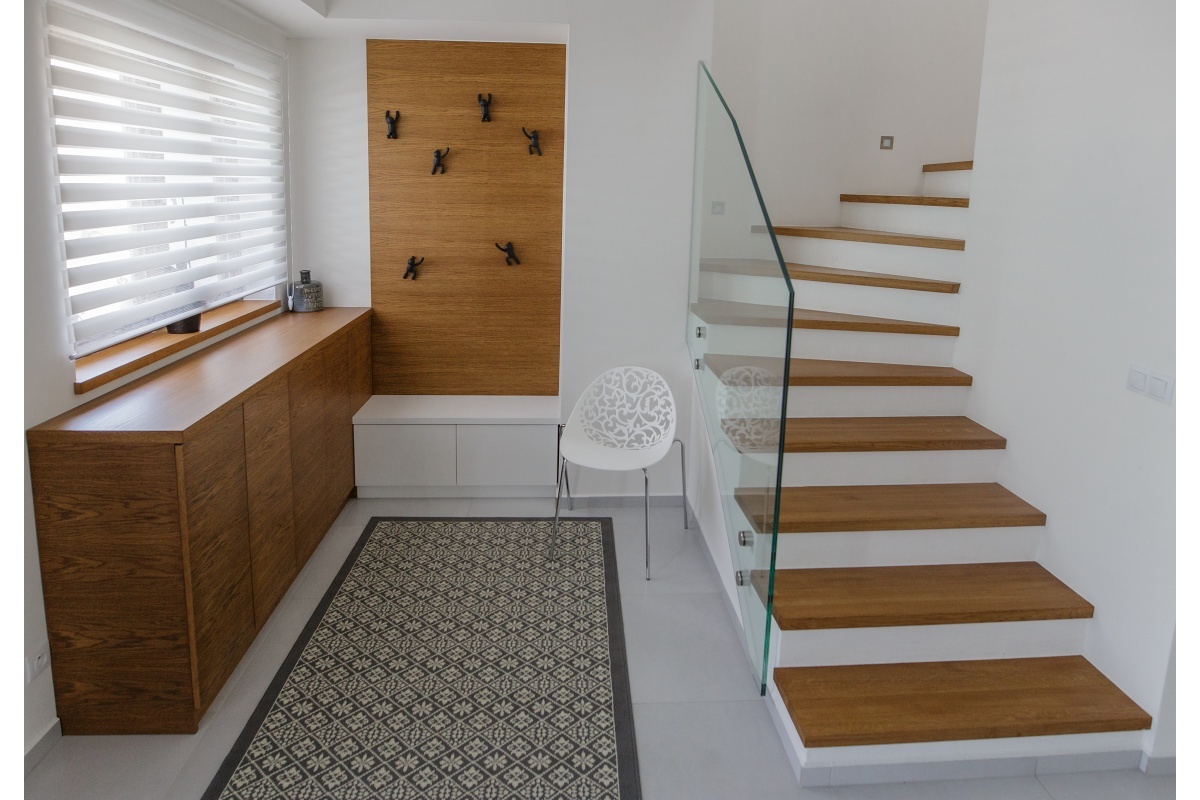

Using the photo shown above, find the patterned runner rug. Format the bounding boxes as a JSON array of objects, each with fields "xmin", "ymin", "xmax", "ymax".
[{"xmin": 203, "ymin": 517, "xmax": 639, "ymax": 800}]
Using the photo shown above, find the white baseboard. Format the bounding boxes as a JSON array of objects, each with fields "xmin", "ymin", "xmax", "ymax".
[
  {"xmin": 1141, "ymin": 752, "xmax": 1176, "ymax": 776},
  {"xmin": 25, "ymin": 718, "xmax": 61, "ymax": 775}
]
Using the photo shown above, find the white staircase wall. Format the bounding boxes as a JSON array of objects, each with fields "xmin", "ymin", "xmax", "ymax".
[
  {"xmin": 704, "ymin": 325, "xmax": 958, "ymax": 366},
  {"xmin": 786, "ymin": 386, "xmax": 972, "ymax": 418},
  {"xmin": 921, "ymin": 169, "xmax": 973, "ymax": 198},
  {"xmin": 768, "ymin": 236, "xmax": 966, "ymax": 282},
  {"xmin": 769, "ymin": 525, "xmax": 1042, "ymax": 569},
  {"xmin": 779, "ymin": 449, "xmax": 1002, "ymax": 486}
]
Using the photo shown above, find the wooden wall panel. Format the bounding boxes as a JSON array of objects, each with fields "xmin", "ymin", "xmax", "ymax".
[
  {"xmin": 27, "ymin": 441, "xmax": 197, "ymax": 734},
  {"xmin": 243, "ymin": 373, "xmax": 297, "ymax": 630},
  {"xmin": 366, "ymin": 40, "xmax": 565, "ymax": 396},
  {"xmin": 289, "ymin": 347, "xmax": 329, "ymax": 565},
  {"xmin": 181, "ymin": 405, "xmax": 256, "ymax": 712}
]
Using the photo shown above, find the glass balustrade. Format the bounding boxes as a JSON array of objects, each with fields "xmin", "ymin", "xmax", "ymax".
[{"xmin": 686, "ymin": 62, "xmax": 794, "ymax": 694}]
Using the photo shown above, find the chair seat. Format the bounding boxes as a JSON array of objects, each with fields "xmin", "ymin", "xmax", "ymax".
[{"xmin": 560, "ymin": 422, "xmax": 674, "ymax": 473}]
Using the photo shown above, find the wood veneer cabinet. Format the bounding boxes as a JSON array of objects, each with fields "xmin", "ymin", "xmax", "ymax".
[{"xmin": 27, "ymin": 307, "xmax": 372, "ymax": 735}]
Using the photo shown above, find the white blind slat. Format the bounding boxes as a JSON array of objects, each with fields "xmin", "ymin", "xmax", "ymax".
[
  {"xmin": 74, "ymin": 263, "xmax": 287, "ymax": 341},
  {"xmin": 67, "ymin": 230, "xmax": 286, "ymax": 287},
  {"xmin": 71, "ymin": 254, "xmax": 286, "ymax": 315},
  {"xmin": 62, "ymin": 197, "xmax": 283, "ymax": 232},
  {"xmin": 65, "ymin": 213, "xmax": 284, "ymax": 260},
  {"xmin": 50, "ymin": 66, "xmax": 281, "ymax": 127},
  {"xmin": 60, "ymin": 181, "xmax": 283, "ymax": 204},
  {"xmin": 53, "ymin": 96, "xmax": 282, "ymax": 145},
  {"xmin": 57, "ymin": 154, "xmax": 284, "ymax": 179},
  {"xmin": 47, "ymin": 4, "xmax": 280, "ymax": 92},
  {"xmin": 55, "ymin": 126, "xmax": 280, "ymax": 162},
  {"xmin": 48, "ymin": 34, "xmax": 280, "ymax": 110}
]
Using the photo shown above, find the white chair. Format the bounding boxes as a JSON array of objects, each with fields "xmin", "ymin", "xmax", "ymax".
[{"xmin": 552, "ymin": 366, "xmax": 688, "ymax": 579}]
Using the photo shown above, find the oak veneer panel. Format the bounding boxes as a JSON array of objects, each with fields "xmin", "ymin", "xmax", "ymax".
[
  {"xmin": 289, "ymin": 346, "xmax": 330, "ymax": 565},
  {"xmin": 839, "ymin": 194, "xmax": 968, "ymax": 208},
  {"xmin": 181, "ymin": 404, "xmax": 256, "ymax": 712},
  {"xmin": 323, "ymin": 337, "xmax": 355, "ymax": 523},
  {"xmin": 725, "ymin": 415, "xmax": 1007, "ymax": 453},
  {"xmin": 367, "ymin": 40, "xmax": 565, "ymax": 395},
  {"xmin": 762, "ymin": 562, "xmax": 1093, "ymax": 630},
  {"xmin": 735, "ymin": 483, "xmax": 1047, "ymax": 534},
  {"xmin": 774, "ymin": 656, "xmax": 1151, "ymax": 747},
  {"xmin": 923, "ymin": 160, "xmax": 974, "ymax": 172},
  {"xmin": 691, "ymin": 300, "xmax": 959, "ymax": 336},
  {"xmin": 703, "ymin": 354, "xmax": 974, "ymax": 387},
  {"xmin": 243, "ymin": 374, "xmax": 297, "ymax": 630},
  {"xmin": 700, "ymin": 258, "xmax": 959, "ymax": 293},
  {"xmin": 349, "ymin": 316, "xmax": 373, "ymax": 415},
  {"xmin": 26, "ymin": 441, "xmax": 197, "ymax": 734},
  {"xmin": 754, "ymin": 224, "xmax": 966, "ymax": 251},
  {"xmin": 30, "ymin": 308, "xmax": 372, "ymax": 441}
]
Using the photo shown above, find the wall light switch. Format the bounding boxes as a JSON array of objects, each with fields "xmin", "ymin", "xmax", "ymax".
[
  {"xmin": 880, "ymin": 135, "xmax": 894, "ymax": 150},
  {"xmin": 1127, "ymin": 365, "xmax": 1148, "ymax": 392},
  {"xmin": 711, "ymin": 201, "xmax": 725, "ymax": 215},
  {"xmin": 1127, "ymin": 365, "xmax": 1173, "ymax": 405}
]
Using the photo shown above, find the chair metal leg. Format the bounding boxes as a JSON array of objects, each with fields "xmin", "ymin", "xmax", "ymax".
[
  {"xmin": 558, "ymin": 423, "xmax": 574, "ymax": 511},
  {"xmin": 643, "ymin": 467, "xmax": 650, "ymax": 581},
  {"xmin": 551, "ymin": 458, "xmax": 567, "ymax": 560},
  {"xmin": 674, "ymin": 437, "xmax": 688, "ymax": 529}
]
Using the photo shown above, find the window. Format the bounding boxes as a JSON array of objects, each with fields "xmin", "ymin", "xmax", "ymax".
[{"xmin": 46, "ymin": 1, "xmax": 288, "ymax": 359}]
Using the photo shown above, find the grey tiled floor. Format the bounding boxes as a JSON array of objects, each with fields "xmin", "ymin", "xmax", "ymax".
[{"xmin": 25, "ymin": 498, "xmax": 1175, "ymax": 800}]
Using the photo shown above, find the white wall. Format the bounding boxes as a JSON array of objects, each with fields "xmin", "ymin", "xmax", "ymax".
[
  {"xmin": 22, "ymin": 0, "xmax": 288, "ymax": 757},
  {"xmin": 285, "ymin": 0, "xmax": 715, "ymax": 499},
  {"xmin": 957, "ymin": 0, "xmax": 1175, "ymax": 754},
  {"xmin": 710, "ymin": 0, "xmax": 988, "ymax": 226}
]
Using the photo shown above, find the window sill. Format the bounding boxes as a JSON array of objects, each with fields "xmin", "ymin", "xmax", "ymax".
[{"xmin": 73, "ymin": 300, "xmax": 281, "ymax": 395}]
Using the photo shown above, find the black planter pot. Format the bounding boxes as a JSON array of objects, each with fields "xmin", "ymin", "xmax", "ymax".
[{"xmin": 165, "ymin": 313, "xmax": 202, "ymax": 334}]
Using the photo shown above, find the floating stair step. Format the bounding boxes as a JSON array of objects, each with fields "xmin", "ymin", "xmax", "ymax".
[
  {"xmin": 703, "ymin": 354, "xmax": 973, "ymax": 387},
  {"xmin": 735, "ymin": 483, "xmax": 1047, "ymax": 534},
  {"xmin": 756, "ymin": 562, "xmax": 1091, "ymax": 631},
  {"xmin": 773, "ymin": 656, "xmax": 1151, "ymax": 748},
  {"xmin": 840, "ymin": 194, "xmax": 969, "ymax": 208},
  {"xmin": 923, "ymin": 160, "xmax": 974, "ymax": 172},
  {"xmin": 732, "ymin": 415, "xmax": 1007, "ymax": 454},
  {"xmin": 691, "ymin": 300, "xmax": 959, "ymax": 336},
  {"xmin": 753, "ymin": 224, "xmax": 965, "ymax": 251},
  {"xmin": 700, "ymin": 258, "xmax": 960, "ymax": 293}
]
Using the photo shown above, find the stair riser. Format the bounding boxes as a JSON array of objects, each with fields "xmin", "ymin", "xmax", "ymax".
[
  {"xmin": 773, "ymin": 620, "xmax": 1087, "ymax": 668},
  {"xmin": 768, "ymin": 525, "xmax": 1042, "ymax": 569},
  {"xmin": 699, "ymin": 271, "xmax": 961, "ymax": 325},
  {"xmin": 702, "ymin": 327, "xmax": 958, "ymax": 367},
  {"xmin": 921, "ymin": 169, "xmax": 972, "ymax": 198},
  {"xmin": 772, "ymin": 237, "xmax": 965, "ymax": 281},
  {"xmin": 786, "ymin": 386, "xmax": 971, "ymax": 417},
  {"xmin": 839, "ymin": 202, "xmax": 968, "ymax": 240},
  {"xmin": 779, "ymin": 450, "xmax": 1001, "ymax": 486}
]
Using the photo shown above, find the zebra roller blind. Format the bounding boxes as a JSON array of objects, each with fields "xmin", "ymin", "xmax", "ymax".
[{"xmin": 46, "ymin": 1, "xmax": 287, "ymax": 357}]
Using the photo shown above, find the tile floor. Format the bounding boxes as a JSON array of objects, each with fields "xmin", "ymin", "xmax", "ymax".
[{"xmin": 25, "ymin": 497, "xmax": 1176, "ymax": 800}]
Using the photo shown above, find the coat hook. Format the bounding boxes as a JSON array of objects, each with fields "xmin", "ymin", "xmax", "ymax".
[
  {"xmin": 384, "ymin": 110, "xmax": 399, "ymax": 139},
  {"xmin": 522, "ymin": 127, "xmax": 542, "ymax": 156},
  {"xmin": 432, "ymin": 147, "xmax": 450, "ymax": 175},
  {"xmin": 404, "ymin": 256, "xmax": 424, "ymax": 280},
  {"xmin": 478, "ymin": 93, "xmax": 492, "ymax": 122},
  {"xmin": 496, "ymin": 242, "xmax": 520, "ymax": 265}
]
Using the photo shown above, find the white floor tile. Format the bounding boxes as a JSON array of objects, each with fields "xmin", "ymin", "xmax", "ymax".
[{"xmin": 1036, "ymin": 768, "xmax": 1176, "ymax": 800}]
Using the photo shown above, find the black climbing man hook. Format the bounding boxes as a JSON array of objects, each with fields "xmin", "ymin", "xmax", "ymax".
[
  {"xmin": 521, "ymin": 127, "xmax": 542, "ymax": 156},
  {"xmin": 478, "ymin": 93, "xmax": 492, "ymax": 122},
  {"xmin": 432, "ymin": 147, "xmax": 449, "ymax": 175},
  {"xmin": 384, "ymin": 110, "xmax": 399, "ymax": 139},
  {"xmin": 495, "ymin": 242, "xmax": 520, "ymax": 265},
  {"xmin": 404, "ymin": 256, "xmax": 424, "ymax": 280}
]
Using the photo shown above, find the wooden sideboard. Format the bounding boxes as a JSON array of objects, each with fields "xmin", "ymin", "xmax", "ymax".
[{"xmin": 27, "ymin": 307, "xmax": 372, "ymax": 735}]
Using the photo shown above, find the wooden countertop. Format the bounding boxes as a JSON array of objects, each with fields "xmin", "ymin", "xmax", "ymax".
[{"xmin": 29, "ymin": 308, "xmax": 371, "ymax": 444}]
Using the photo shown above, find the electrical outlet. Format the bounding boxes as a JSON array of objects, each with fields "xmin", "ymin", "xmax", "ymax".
[
  {"xmin": 711, "ymin": 200, "xmax": 725, "ymax": 215},
  {"xmin": 26, "ymin": 643, "xmax": 50, "ymax": 684},
  {"xmin": 880, "ymin": 135, "xmax": 894, "ymax": 150}
]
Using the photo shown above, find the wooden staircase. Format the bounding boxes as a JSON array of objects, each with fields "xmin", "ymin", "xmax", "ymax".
[{"xmin": 695, "ymin": 159, "xmax": 1151, "ymax": 783}]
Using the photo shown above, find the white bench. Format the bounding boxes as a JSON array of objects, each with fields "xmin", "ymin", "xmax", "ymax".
[{"xmin": 352, "ymin": 395, "xmax": 562, "ymax": 497}]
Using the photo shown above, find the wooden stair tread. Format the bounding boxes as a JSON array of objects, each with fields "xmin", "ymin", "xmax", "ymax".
[
  {"xmin": 753, "ymin": 224, "xmax": 965, "ymax": 251},
  {"xmin": 755, "ymin": 562, "xmax": 1091, "ymax": 630},
  {"xmin": 724, "ymin": 415, "xmax": 1006, "ymax": 454},
  {"xmin": 691, "ymin": 300, "xmax": 959, "ymax": 337},
  {"xmin": 703, "ymin": 354, "xmax": 973, "ymax": 387},
  {"xmin": 699, "ymin": 258, "xmax": 960, "ymax": 293},
  {"xmin": 773, "ymin": 656, "xmax": 1151, "ymax": 748},
  {"xmin": 923, "ymin": 160, "xmax": 974, "ymax": 173},
  {"xmin": 840, "ymin": 194, "xmax": 968, "ymax": 208},
  {"xmin": 734, "ymin": 483, "xmax": 1047, "ymax": 533}
]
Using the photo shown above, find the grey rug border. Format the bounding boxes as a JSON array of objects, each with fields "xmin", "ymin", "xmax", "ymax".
[{"xmin": 202, "ymin": 516, "xmax": 641, "ymax": 800}]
